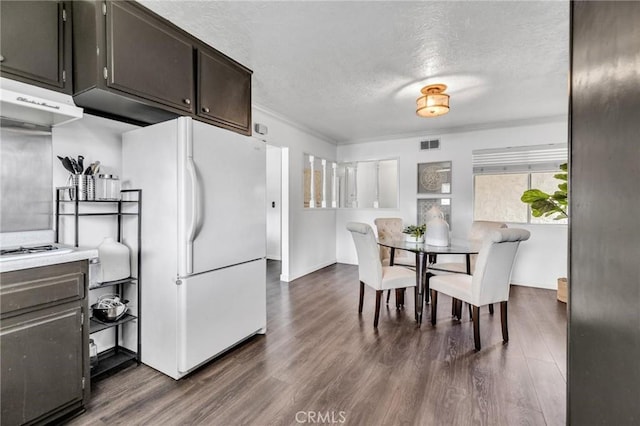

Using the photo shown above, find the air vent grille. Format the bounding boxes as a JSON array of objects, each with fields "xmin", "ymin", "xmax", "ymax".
[{"xmin": 420, "ymin": 139, "xmax": 440, "ymax": 150}]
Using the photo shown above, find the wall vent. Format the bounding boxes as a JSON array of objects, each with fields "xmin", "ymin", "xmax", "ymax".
[{"xmin": 420, "ymin": 138, "xmax": 440, "ymax": 150}]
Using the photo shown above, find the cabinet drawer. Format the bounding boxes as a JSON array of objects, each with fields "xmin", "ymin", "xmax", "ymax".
[{"xmin": 1, "ymin": 261, "xmax": 86, "ymax": 316}]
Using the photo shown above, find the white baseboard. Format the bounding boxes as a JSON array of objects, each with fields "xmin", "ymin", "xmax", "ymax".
[{"xmin": 282, "ymin": 259, "xmax": 337, "ymax": 282}]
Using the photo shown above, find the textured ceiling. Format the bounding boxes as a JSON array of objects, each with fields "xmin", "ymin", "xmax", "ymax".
[{"xmin": 140, "ymin": 1, "xmax": 569, "ymax": 144}]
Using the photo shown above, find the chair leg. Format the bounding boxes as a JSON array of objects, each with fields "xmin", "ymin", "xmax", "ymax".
[
  {"xmin": 455, "ymin": 299, "xmax": 463, "ymax": 320},
  {"xmin": 451, "ymin": 298, "xmax": 456, "ymax": 315},
  {"xmin": 374, "ymin": 290, "xmax": 383, "ymax": 327},
  {"xmin": 430, "ymin": 290, "xmax": 438, "ymax": 325},
  {"xmin": 472, "ymin": 306, "xmax": 481, "ymax": 350},
  {"xmin": 489, "ymin": 303, "xmax": 494, "ymax": 315},
  {"xmin": 395, "ymin": 289, "xmax": 401, "ymax": 309},
  {"xmin": 386, "ymin": 290, "xmax": 391, "ymax": 304},
  {"xmin": 358, "ymin": 281, "xmax": 365, "ymax": 313},
  {"xmin": 501, "ymin": 301, "xmax": 509, "ymax": 342},
  {"xmin": 468, "ymin": 303, "xmax": 472, "ymax": 319}
]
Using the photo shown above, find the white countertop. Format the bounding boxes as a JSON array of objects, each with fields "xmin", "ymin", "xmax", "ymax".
[{"xmin": 0, "ymin": 246, "xmax": 98, "ymax": 273}]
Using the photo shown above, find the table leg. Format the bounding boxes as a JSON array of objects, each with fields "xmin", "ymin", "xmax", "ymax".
[{"xmin": 415, "ymin": 251, "xmax": 425, "ymax": 324}]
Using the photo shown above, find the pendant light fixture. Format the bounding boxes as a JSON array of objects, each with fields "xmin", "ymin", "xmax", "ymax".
[{"xmin": 416, "ymin": 84, "xmax": 450, "ymax": 117}]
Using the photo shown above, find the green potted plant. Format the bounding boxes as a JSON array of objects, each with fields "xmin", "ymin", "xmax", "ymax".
[
  {"xmin": 403, "ymin": 224, "xmax": 426, "ymax": 243},
  {"xmin": 520, "ymin": 163, "xmax": 568, "ymax": 302},
  {"xmin": 520, "ymin": 163, "xmax": 568, "ymax": 220}
]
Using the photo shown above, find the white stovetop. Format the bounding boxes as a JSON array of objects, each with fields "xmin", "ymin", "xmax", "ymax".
[{"xmin": 0, "ymin": 230, "xmax": 98, "ymax": 273}]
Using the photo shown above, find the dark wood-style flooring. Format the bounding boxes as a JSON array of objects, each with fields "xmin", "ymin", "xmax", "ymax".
[{"xmin": 69, "ymin": 261, "xmax": 566, "ymax": 426}]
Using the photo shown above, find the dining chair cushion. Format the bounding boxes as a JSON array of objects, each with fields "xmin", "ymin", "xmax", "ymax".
[{"xmin": 380, "ymin": 266, "xmax": 416, "ymax": 290}]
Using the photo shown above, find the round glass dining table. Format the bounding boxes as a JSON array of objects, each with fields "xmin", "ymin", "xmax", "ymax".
[{"xmin": 376, "ymin": 237, "xmax": 480, "ymax": 324}]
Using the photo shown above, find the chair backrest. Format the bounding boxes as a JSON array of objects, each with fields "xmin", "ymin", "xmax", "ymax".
[
  {"xmin": 347, "ymin": 222, "xmax": 383, "ymax": 289},
  {"xmin": 468, "ymin": 221, "xmax": 507, "ymax": 242},
  {"xmin": 471, "ymin": 228, "xmax": 530, "ymax": 305},
  {"xmin": 465, "ymin": 221, "xmax": 507, "ymax": 273},
  {"xmin": 374, "ymin": 218, "xmax": 404, "ymax": 260}
]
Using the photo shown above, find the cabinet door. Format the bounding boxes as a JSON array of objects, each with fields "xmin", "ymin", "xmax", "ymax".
[
  {"xmin": 0, "ymin": 1, "xmax": 71, "ymax": 92},
  {"xmin": 106, "ymin": 1, "xmax": 194, "ymax": 113},
  {"xmin": 197, "ymin": 49, "xmax": 252, "ymax": 135},
  {"xmin": 1, "ymin": 304, "xmax": 84, "ymax": 426}
]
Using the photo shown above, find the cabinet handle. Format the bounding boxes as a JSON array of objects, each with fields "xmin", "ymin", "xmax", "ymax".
[
  {"xmin": 183, "ymin": 98, "xmax": 191, "ymax": 105},
  {"xmin": 202, "ymin": 107, "xmax": 210, "ymax": 113},
  {"xmin": 0, "ymin": 55, "xmax": 4, "ymax": 62}
]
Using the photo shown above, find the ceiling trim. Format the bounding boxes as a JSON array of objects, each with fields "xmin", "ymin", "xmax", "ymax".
[{"xmin": 339, "ymin": 114, "xmax": 568, "ymax": 145}]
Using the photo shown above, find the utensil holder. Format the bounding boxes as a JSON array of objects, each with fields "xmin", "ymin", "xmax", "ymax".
[{"xmin": 68, "ymin": 175, "xmax": 95, "ymax": 201}]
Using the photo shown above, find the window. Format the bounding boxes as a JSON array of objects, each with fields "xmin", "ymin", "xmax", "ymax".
[{"xmin": 472, "ymin": 144, "xmax": 568, "ymax": 224}]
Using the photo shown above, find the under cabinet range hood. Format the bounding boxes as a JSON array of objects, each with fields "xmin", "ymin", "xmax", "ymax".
[{"xmin": 0, "ymin": 78, "xmax": 83, "ymax": 127}]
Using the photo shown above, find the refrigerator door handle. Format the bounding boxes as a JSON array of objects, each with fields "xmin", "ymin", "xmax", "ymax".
[{"xmin": 186, "ymin": 157, "xmax": 200, "ymax": 274}]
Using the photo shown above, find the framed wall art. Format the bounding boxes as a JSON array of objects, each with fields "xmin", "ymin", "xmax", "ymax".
[
  {"xmin": 417, "ymin": 161, "xmax": 452, "ymax": 194},
  {"xmin": 417, "ymin": 198, "xmax": 452, "ymax": 228}
]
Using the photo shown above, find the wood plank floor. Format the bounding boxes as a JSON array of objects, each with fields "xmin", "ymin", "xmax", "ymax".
[{"xmin": 68, "ymin": 261, "xmax": 566, "ymax": 426}]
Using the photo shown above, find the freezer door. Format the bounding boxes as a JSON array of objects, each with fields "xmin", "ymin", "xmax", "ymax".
[
  {"xmin": 179, "ymin": 118, "xmax": 266, "ymax": 276},
  {"xmin": 177, "ymin": 259, "xmax": 266, "ymax": 374}
]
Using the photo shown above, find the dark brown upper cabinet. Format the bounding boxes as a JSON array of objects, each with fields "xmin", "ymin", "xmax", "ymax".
[
  {"xmin": 107, "ymin": 1, "xmax": 194, "ymax": 113},
  {"xmin": 197, "ymin": 48, "xmax": 252, "ymax": 135},
  {"xmin": 72, "ymin": 1, "xmax": 252, "ymax": 135},
  {"xmin": 0, "ymin": 1, "xmax": 72, "ymax": 94}
]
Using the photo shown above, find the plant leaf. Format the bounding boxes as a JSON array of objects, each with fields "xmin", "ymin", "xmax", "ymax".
[
  {"xmin": 554, "ymin": 173, "xmax": 568, "ymax": 181},
  {"xmin": 521, "ymin": 189, "xmax": 551, "ymax": 203}
]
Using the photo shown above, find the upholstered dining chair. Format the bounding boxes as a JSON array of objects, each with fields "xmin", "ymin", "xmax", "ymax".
[
  {"xmin": 374, "ymin": 218, "xmax": 416, "ymax": 306},
  {"xmin": 428, "ymin": 220, "xmax": 507, "ymax": 317},
  {"xmin": 429, "ymin": 228, "xmax": 530, "ymax": 350},
  {"xmin": 373, "ymin": 218, "xmax": 416, "ymax": 268},
  {"xmin": 429, "ymin": 220, "xmax": 507, "ymax": 274},
  {"xmin": 347, "ymin": 222, "xmax": 416, "ymax": 327}
]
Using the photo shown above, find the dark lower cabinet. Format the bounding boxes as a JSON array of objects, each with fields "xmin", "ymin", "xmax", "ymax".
[
  {"xmin": 0, "ymin": 261, "xmax": 89, "ymax": 426},
  {"xmin": 198, "ymin": 48, "xmax": 252, "ymax": 135},
  {"xmin": 0, "ymin": 1, "xmax": 72, "ymax": 93}
]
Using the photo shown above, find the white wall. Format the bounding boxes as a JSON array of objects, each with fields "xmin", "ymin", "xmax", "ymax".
[
  {"xmin": 253, "ymin": 107, "xmax": 337, "ymax": 282},
  {"xmin": 52, "ymin": 113, "xmax": 138, "ymax": 248},
  {"xmin": 336, "ymin": 120, "xmax": 568, "ymax": 289}
]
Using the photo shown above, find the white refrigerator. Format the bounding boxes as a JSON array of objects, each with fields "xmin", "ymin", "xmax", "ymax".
[{"xmin": 122, "ymin": 117, "xmax": 266, "ymax": 379}]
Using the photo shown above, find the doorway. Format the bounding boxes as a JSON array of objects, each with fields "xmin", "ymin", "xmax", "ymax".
[{"xmin": 266, "ymin": 144, "xmax": 289, "ymax": 281}]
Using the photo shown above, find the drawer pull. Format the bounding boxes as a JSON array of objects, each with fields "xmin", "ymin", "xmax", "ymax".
[
  {"xmin": 183, "ymin": 98, "xmax": 191, "ymax": 105},
  {"xmin": 202, "ymin": 107, "xmax": 210, "ymax": 113}
]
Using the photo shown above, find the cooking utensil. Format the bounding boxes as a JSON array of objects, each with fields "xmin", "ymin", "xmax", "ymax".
[
  {"xmin": 60, "ymin": 156, "xmax": 75, "ymax": 174},
  {"xmin": 78, "ymin": 155, "xmax": 84, "ymax": 172},
  {"xmin": 70, "ymin": 157, "xmax": 81, "ymax": 174},
  {"xmin": 84, "ymin": 165, "xmax": 93, "ymax": 175},
  {"xmin": 91, "ymin": 161, "xmax": 101, "ymax": 175},
  {"xmin": 91, "ymin": 294, "xmax": 128, "ymax": 322}
]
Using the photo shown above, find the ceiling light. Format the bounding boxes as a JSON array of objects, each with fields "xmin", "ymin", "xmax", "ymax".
[{"xmin": 416, "ymin": 84, "xmax": 450, "ymax": 117}]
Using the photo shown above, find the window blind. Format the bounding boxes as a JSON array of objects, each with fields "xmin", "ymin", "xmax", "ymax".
[{"xmin": 472, "ymin": 143, "xmax": 568, "ymax": 174}]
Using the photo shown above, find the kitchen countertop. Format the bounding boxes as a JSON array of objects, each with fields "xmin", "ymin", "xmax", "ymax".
[{"xmin": 0, "ymin": 246, "xmax": 98, "ymax": 273}]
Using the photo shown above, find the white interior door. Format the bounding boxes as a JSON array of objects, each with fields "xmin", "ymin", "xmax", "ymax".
[{"xmin": 183, "ymin": 120, "xmax": 266, "ymax": 274}]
